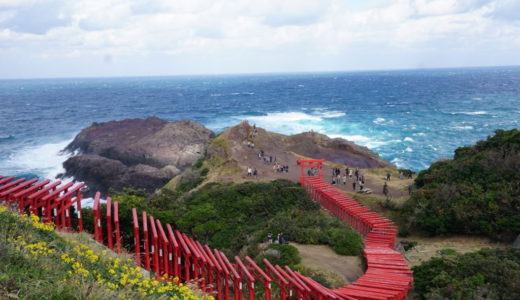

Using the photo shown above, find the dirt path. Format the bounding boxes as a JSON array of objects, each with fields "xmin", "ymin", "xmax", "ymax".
[
  {"xmin": 227, "ymin": 141, "xmax": 411, "ymax": 199},
  {"xmin": 399, "ymin": 235, "xmax": 508, "ymax": 267},
  {"xmin": 291, "ymin": 243, "xmax": 364, "ymax": 285}
]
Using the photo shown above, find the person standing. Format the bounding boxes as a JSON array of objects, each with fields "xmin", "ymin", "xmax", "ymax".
[
  {"xmin": 383, "ymin": 181, "xmax": 389, "ymax": 198},
  {"xmin": 352, "ymin": 181, "xmax": 356, "ymax": 191},
  {"xmin": 267, "ymin": 233, "xmax": 273, "ymax": 243},
  {"xmin": 343, "ymin": 174, "xmax": 347, "ymax": 185},
  {"xmin": 386, "ymin": 172, "xmax": 391, "ymax": 181},
  {"xmin": 247, "ymin": 167, "xmax": 252, "ymax": 176}
]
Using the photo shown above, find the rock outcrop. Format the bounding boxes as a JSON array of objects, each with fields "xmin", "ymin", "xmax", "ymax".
[
  {"xmin": 62, "ymin": 117, "xmax": 214, "ymax": 194},
  {"xmin": 206, "ymin": 121, "xmax": 394, "ymax": 183}
]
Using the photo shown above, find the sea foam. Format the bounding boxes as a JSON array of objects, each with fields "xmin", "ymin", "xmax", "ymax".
[{"xmin": 4, "ymin": 139, "xmax": 73, "ymax": 179}]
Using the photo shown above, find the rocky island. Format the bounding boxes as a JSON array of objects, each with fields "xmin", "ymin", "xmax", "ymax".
[
  {"xmin": 61, "ymin": 117, "xmax": 394, "ymax": 195},
  {"xmin": 61, "ymin": 117, "xmax": 214, "ymax": 194}
]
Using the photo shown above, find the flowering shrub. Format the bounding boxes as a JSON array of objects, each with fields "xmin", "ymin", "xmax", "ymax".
[{"xmin": 0, "ymin": 206, "xmax": 210, "ymax": 300}]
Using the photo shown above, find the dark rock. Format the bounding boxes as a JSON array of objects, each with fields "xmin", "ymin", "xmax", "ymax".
[
  {"xmin": 289, "ymin": 132, "xmax": 392, "ymax": 169},
  {"xmin": 62, "ymin": 117, "xmax": 214, "ymax": 195}
]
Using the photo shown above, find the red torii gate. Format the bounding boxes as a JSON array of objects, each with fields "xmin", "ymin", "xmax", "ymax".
[
  {"xmin": 1, "ymin": 172, "xmax": 412, "ymax": 300},
  {"xmin": 297, "ymin": 159, "xmax": 325, "ymax": 185}
]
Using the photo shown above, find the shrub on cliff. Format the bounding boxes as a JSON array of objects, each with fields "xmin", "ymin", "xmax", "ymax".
[
  {"xmin": 412, "ymin": 247, "xmax": 520, "ymax": 299},
  {"xmin": 403, "ymin": 129, "xmax": 520, "ymax": 241},
  {"xmin": 170, "ymin": 179, "xmax": 363, "ymax": 256},
  {"xmin": 92, "ymin": 180, "xmax": 362, "ymax": 257}
]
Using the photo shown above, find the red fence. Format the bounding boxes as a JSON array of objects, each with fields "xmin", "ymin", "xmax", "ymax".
[{"xmin": 0, "ymin": 171, "xmax": 411, "ymax": 299}]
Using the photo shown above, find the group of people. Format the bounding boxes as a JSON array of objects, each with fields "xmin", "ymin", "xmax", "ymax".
[
  {"xmin": 273, "ymin": 163, "xmax": 289, "ymax": 173},
  {"xmin": 329, "ymin": 167, "xmax": 367, "ymax": 192},
  {"xmin": 249, "ymin": 124, "xmax": 258, "ymax": 139},
  {"xmin": 267, "ymin": 232, "xmax": 289, "ymax": 244},
  {"xmin": 306, "ymin": 167, "xmax": 318, "ymax": 176},
  {"xmin": 244, "ymin": 124, "xmax": 291, "ymax": 178},
  {"xmin": 247, "ymin": 167, "xmax": 258, "ymax": 177},
  {"xmin": 258, "ymin": 150, "xmax": 276, "ymax": 164}
]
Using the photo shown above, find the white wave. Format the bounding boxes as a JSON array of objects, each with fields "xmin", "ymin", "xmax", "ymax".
[
  {"xmin": 472, "ymin": 97, "xmax": 483, "ymax": 101},
  {"xmin": 81, "ymin": 197, "xmax": 107, "ymax": 209},
  {"xmin": 452, "ymin": 126, "xmax": 474, "ymax": 130},
  {"xmin": 5, "ymin": 139, "xmax": 73, "ymax": 179},
  {"xmin": 405, "ymin": 147, "xmax": 414, "ymax": 152},
  {"xmin": 373, "ymin": 117, "xmax": 385, "ymax": 124},
  {"xmin": 329, "ymin": 134, "xmax": 387, "ymax": 149},
  {"xmin": 413, "ymin": 132, "xmax": 426, "ymax": 136},
  {"xmin": 451, "ymin": 111, "xmax": 488, "ymax": 115},
  {"xmin": 314, "ymin": 110, "xmax": 346, "ymax": 118},
  {"xmin": 236, "ymin": 112, "xmax": 325, "ymax": 135},
  {"xmin": 391, "ymin": 157, "xmax": 404, "ymax": 168},
  {"xmin": 403, "ymin": 137, "xmax": 414, "ymax": 142},
  {"xmin": 244, "ymin": 112, "xmax": 323, "ymax": 123}
]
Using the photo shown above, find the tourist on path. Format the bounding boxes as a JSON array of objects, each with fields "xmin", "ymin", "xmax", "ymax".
[{"xmin": 383, "ymin": 182, "xmax": 389, "ymax": 198}]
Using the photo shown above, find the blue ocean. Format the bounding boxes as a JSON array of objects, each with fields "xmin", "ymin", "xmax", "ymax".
[{"xmin": 1, "ymin": 66, "xmax": 519, "ymax": 179}]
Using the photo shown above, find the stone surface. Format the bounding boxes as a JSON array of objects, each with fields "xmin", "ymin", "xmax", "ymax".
[{"xmin": 62, "ymin": 117, "xmax": 214, "ymax": 194}]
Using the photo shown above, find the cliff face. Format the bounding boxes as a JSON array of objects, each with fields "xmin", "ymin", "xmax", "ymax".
[{"xmin": 62, "ymin": 117, "xmax": 215, "ymax": 194}]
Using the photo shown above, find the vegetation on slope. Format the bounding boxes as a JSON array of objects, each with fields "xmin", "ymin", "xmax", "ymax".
[
  {"xmin": 403, "ymin": 129, "xmax": 520, "ymax": 241},
  {"xmin": 0, "ymin": 206, "xmax": 208, "ymax": 300},
  {"xmin": 413, "ymin": 247, "xmax": 520, "ymax": 299},
  {"xmin": 103, "ymin": 179, "xmax": 363, "ymax": 259}
]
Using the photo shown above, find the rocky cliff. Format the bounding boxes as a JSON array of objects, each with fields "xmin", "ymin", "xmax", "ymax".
[{"xmin": 62, "ymin": 117, "xmax": 214, "ymax": 194}]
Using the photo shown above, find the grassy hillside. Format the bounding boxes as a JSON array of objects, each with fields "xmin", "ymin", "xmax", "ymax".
[
  {"xmin": 403, "ymin": 129, "xmax": 520, "ymax": 241},
  {"xmin": 0, "ymin": 206, "xmax": 208, "ymax": 300}
]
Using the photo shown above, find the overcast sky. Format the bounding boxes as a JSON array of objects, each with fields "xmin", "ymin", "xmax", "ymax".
[{"xmin": 1, "ymin": 0, "xmax": 519, "ymax": 78}]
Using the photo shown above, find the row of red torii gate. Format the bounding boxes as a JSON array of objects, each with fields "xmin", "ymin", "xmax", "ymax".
[{"xmin": 0, "ymin": 159, "xmax": 412, "ymax": 300}]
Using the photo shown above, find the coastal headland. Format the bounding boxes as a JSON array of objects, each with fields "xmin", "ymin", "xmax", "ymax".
[{"xmin": 61, "ymin": 117, "xmax": 402, "ymax": 198}]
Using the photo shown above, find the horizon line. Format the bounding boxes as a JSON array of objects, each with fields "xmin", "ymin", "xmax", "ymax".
[{"xmin": 2, "ymin": 64, "xmax": 520, "ymax": 81}]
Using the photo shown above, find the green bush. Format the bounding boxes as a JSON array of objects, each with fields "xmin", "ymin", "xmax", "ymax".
[
  {"xmin": 403, "ymin": 129, "xmax": 520, "ymax": 241},
  {"xmin": 262, "ymin": 244, "xmax": 301, "ymax": 267},
  {"xmin": 192, "ymin": 157, "xmax": 204, "ymax": 170},
  {"xmin": 413, "ymin": 248, "xmax": 520, "ymax": 299}
]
